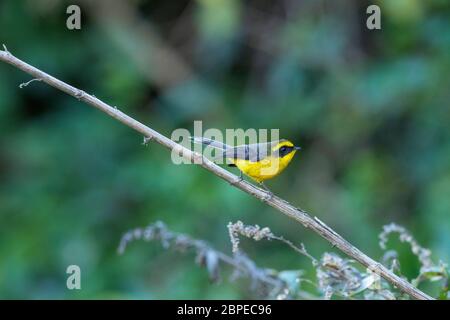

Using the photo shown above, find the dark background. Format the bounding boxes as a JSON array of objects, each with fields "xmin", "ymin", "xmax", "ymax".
[{"xmin": 0, "ymin": 0, "xmax": 449, "ymax": 298}]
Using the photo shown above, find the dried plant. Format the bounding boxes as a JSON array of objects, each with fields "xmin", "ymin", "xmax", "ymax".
[
  {"xmin": 119, "ymin": 221, "xmax": 293, "ymax": 299},
  {"xmin": 119, "ymin": 221, "xmax": 449, "ymax": 300},
  {"xmin": 227, "ymin": 221, "xmax": 317, "ymax": 265},
  {"xmin": 379, "ymin": 223, "xmax": 449, "ymax": 299}
]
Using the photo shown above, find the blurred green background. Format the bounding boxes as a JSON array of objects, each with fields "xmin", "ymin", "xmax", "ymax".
[{"xmin": 0, "ymin": 0, "xmax": 449, "ymax": 299}]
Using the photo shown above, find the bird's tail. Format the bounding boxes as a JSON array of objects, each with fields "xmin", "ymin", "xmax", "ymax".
[{"xmin": 190, "ymin": 137, "xmax": 230, "ymax": 151}]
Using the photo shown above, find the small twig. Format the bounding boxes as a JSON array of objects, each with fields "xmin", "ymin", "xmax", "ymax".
[
  {"xmin": 271, "ymin": 235, "xmax": 318, "ymax": 266},
  {"xmin": 2, "ymin": 44, "xmax": 9, "ymax": 53},
  {"xmin": 142, "ymin": 136, "xmax": 153, "ymax": 145},
  {"xmin": 19, "ymin": 78, "xmax": 42, "ymax": 89},
  {"xmin": 227, "ymin": 221, "xmax": 317, "ymax": 265}
]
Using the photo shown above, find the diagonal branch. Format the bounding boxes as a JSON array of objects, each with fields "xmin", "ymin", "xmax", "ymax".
[{"xmin": 0, "ymin": 47, "xmax": 433, "ymax": 300}]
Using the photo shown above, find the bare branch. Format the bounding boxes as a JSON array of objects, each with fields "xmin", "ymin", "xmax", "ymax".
[{"xmin": 0, "ymin": 48, "xmax": 433, "ymax": 300}]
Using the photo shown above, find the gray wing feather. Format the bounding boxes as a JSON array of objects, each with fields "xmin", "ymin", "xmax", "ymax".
[
  {"xmin": 190, "ymin": 137, "xmax": 230, "ymax": 150},
  {"xmin": 192, "ymin": 137, "xmax": 279, "ymax": 162},
  {"xmin": 223, "ymin": 142, "xmax": 272, "ymax": 162}
]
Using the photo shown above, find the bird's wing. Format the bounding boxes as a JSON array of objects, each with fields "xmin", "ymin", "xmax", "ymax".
[
  {"xmin": 192, "ymin": 137, "xmax": 276, "ymax": 162},
  {"xmin": 224, "ymin": 142, "xmax": 271, "ymax": 162}
]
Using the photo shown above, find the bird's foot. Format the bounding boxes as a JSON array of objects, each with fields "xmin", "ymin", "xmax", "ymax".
[
  {"xmin": 263, "ymin": 191, "xmax": 273, "ymax": 201},
  {"xmin": 229, "ymin": 172, "xmax": 244, "ymax": 186},
  {"xmin": 259, "ymin": 182, "xmax": 274, "ymax": 201}
]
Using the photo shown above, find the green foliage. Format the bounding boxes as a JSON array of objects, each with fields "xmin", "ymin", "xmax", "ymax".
[{"xmin": 0, "ymin": 0, "xmax": 449, "ymax": 299}]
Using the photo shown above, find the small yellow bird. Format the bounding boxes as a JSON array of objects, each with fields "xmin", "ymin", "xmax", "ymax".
[{"xmin": 192, "ymin": 137, "xmax": 301, "ymax": 193}]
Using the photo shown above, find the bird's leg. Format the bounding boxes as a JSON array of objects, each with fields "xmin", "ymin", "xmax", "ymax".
[
  {"xmin": 229, "ymin": 170, "xmax": 244, "ymax": 186},
  {"xmin": 238, "ymin": 170, "xmax": 244, "ymax": 182},
  {"xmin": 259, "ymin": 182, "xmax": 273, "ymax": 200}
]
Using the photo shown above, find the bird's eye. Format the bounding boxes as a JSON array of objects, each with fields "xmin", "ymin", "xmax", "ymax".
[{"xmin": 279, "ymin": 146, "xmax": 286, "ymax": 152}]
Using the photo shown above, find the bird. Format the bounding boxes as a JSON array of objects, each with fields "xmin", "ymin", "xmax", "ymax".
[{"xmin": 191, "ymin": 137, "xmax": 301, "ymax": 195}]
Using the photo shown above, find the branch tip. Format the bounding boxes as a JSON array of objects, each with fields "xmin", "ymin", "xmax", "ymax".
[
  {"xmin": 19, "ymin": 78, "xmax": 42, "ymax": 89},
  {"xmin": 143, "ymin": 136, "xmax": 153, "ymax": 145}
]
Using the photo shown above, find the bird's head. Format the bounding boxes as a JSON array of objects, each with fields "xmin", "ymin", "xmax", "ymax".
[{"xmin": 272, "ymin": 139, "xmax": 301, "ymax": 162}]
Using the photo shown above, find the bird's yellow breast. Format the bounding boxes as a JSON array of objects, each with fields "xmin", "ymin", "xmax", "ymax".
[{"xmin": 231, "ymin": 151, "xmax": 297, "ymax": 183}]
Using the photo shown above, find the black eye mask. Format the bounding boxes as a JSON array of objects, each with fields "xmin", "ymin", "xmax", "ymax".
[{"xmin": 276, "ymin": 146, "xmax": 294, "ymax": 158}]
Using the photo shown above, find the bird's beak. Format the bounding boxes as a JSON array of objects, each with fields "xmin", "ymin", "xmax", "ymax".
[{"xmin": 294, "ymin": 146, "xmax": 302, "ymax": 151}]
